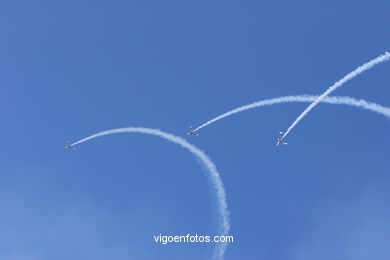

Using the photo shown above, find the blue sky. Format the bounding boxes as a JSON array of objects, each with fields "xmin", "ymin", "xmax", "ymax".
[{"xmin": 1, "ymin": 0, "xmax": 389, "ymax": 259}]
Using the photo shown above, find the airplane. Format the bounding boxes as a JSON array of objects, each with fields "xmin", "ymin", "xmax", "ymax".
[
  {"xmin": 187, "ymin": 126, "xmax": 199, "ymax": 136},
  {"xmin": 276, "ymin": 132, "xmax": 287, "ymax": 146},
  {"xmin": 65, "ymin": 141, "xmax": 75, "ymax": 150}
]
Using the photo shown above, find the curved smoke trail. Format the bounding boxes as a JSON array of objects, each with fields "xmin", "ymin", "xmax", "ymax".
[
  {"xmin": 71, "ymin": 127, "xmax": 229, "ymax": 260},
  {"xmin": 281, "ymin": 52, "xmax": 390, "ymax": 139},
  {"xmin": 193, "ymin": 95, "xmax": 390, "ymax": 133}
]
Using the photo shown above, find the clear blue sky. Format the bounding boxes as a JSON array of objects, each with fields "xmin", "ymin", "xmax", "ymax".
[{"xmin": 1, "ymin": 0, "xmax": 389, "ymax": 259}]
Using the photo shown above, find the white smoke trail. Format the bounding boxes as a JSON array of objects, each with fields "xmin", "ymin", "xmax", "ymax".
[
  {"xmin": 281, "ymin": 52, "xmax": 390, "ymax": 139},
  {"xmin": 71, "ymin": 127, "xmax": 229, "ymax": 260},
  {"xmin": 193, "ymin": 95, "xmax": 390, "ymax": 133}
]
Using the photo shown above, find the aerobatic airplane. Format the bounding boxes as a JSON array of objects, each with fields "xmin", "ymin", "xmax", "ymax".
[
  {"xmin": 276, "ymin": 132, "xmax": 287, "ymax": 146},
  {"xmin": 187, "ymin": 126, "xmax": 199, "ymax": 136},
  {"xmin": 65, "ymin": 141, "xmax": 74, "ymax": 150}
]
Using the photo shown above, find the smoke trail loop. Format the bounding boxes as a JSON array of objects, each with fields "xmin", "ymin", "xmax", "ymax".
[
  {"xmin": 193, "ymin": 95, "xmax": 390, "ymax": 135},
  {"xmin": 71, "ymin": 127, "xmax": 230, "ymax": 260},
  {"xmin": 282, "ymin": 52, "xmax": 390, "ymax": 139}
]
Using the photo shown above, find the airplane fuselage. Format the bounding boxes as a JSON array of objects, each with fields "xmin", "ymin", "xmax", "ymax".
[
  {"xmin": 187, "ymin": 128, "xmax": 199, "ymax": 136},
  {"xmin": 65, "ymin": 144, "xmax": 74, "ymax": 150},
  {"xmin": 276, "ymin": 131, "xmax": 287, "ymax": 146},
  {"xmin": 276, "ymin": 137, "xmax": 287, "ymax": 146}
]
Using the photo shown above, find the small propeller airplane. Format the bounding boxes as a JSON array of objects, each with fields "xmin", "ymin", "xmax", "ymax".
[
  {"xmin": 65, "ymin": 141, "xmax": 75, "ymax": 150},
  {"xmin": 276, "ymin": 132, "xmax": 287, "ymax": 146},
  {"xmin": 187, "ymin": 126, "xmax": 199, "ymax": 136}
]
